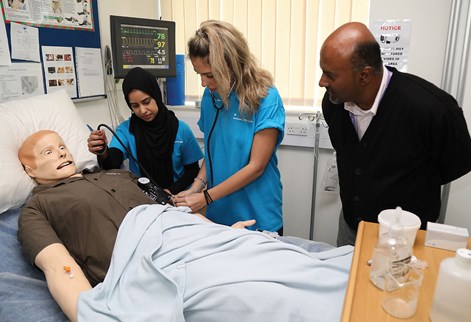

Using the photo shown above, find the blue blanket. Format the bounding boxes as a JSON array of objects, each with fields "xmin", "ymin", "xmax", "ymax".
[
  {"xmin": 0, "ymin": 208, "xmax": 68, "ymax": 322},
  {"xmin": 78, "ymin": 205, "xmax": 353, "ymax": 322}
]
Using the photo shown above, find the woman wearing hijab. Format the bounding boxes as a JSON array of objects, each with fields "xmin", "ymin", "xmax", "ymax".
[{"xmin": 87, "ymin": 67, "xmax": 203, "ymax": 194}]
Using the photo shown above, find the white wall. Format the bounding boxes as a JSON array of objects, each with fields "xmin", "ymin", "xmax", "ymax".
[
  {"xmin": 370, "ymin": 0, "xmax": 471, "ymax": 232},
  {"xmin": 370, "ymin": 0, "xmax": 453, "ymax": 87},
  {"xmin": 76, "ymin": 0, "xmax": 471, "ymax": 246},
  {"xmin": 439, "ymin": 0, "xmax": 471, "ymax": 230}
]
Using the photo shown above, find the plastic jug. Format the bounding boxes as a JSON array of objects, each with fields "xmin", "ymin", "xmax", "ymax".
[
  {"xmin": 429, "ymin": 248, "xmax": 471, "ymax": 322},
  {"xmin": 370, "ymin": 207, "xmax": 412, "ymax": 290}
]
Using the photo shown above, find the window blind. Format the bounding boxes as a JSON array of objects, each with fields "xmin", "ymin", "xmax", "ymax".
[{"xmin": 160, "ymin": 0, "xmax": 369, "ymax": 109}]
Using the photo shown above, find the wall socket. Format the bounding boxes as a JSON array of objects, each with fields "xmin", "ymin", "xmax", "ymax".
[{"xmin": 286, "ymin": 121, "xmax": 309, "ymax": 136}]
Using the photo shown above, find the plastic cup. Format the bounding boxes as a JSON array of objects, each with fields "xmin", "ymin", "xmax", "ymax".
[
  {"xmin": 381, "ymin": 263, "xmax": 423, "ymax": 319},
  {"xmin": 378, "ymin": 209, "xmax": 421, "ymax": 245}
]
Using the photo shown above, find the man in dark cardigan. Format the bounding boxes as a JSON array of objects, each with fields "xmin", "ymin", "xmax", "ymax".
[{"xmin": 319, "ymin": 22, "xmax": 471, "ymax": 246}]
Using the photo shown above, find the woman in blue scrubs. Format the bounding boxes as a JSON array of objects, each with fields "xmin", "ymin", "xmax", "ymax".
[
  {"xmin": 87, "ymin": 67, "xmax": 203, "ymax": 194},
  {"xmin": 174, "ymin": 20, "xmax": 285, "ymax": 234}
]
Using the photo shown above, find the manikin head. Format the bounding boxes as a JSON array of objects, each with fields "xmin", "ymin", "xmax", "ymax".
[{"xmin": 18, "ymin": 130, "xmax": 77, "ymax": 184}]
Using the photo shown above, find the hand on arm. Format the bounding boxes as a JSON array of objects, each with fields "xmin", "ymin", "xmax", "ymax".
[
  {"xmin": 173, "ymin": 129, "xmax": 278, "ymax": 212},
  {"xmin": 173, "ymin": 160, "xmax": 208, "ymax": 211},
  {"xmin": 35, "ymin": 243, "xmax": 92, "ymax": 322}
]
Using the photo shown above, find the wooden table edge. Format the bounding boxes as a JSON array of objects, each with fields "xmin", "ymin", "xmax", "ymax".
[{"xmin": 340, "ymin": 221, "xmax": 365, "ymax": 322}]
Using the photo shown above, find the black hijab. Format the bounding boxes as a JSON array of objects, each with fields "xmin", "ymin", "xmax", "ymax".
[{"xmin": 122, "ymin": 67, "xmax": 179, "ymax": 189}]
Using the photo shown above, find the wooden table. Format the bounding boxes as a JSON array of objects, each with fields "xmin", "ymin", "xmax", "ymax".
[{"xmin": 341, "ymin": 221, "xmax": 471, "ymax": 322}]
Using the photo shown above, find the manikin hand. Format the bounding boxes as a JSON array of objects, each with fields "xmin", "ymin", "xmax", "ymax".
[
  {"xmin": 231, "ymin": 219, "xmax": 256, "ymax": 229},
  {"xmin": 193, "ymin": 213, "xmax": 256, "ymax": 230}
]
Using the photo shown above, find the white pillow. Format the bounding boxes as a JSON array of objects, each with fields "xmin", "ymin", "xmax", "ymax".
[{"xmin": 0, "ymin": 90, "xmax": 98, "ymax": 213}]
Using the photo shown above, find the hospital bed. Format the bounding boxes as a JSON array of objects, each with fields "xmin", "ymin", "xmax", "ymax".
[
  {"xmin": 0, "ymin": 90, "xmax": 354, "ymax": 322},
  {"xmin": 0, "ymin": 206, "xmax": 354, "ymax": 322}
]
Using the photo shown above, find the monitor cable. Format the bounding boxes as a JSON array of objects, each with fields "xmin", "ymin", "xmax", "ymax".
[{"xmin": 96, "ymin": 123, "xmax": 171, "ymax": 204}]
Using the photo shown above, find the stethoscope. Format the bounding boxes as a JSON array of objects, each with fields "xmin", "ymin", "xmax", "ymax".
[
  {"xmin": 206, "ymin": 83, "xmax": 235, "ymax": 188},
  {"xmin": 206, "ymin": 90, "xmax": 224, "ymax": 187}
]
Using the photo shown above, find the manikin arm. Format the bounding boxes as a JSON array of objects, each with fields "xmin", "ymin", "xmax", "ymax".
[{"xmin": 35, "ymin": 243, "xmax": 92, "ymax": 322}]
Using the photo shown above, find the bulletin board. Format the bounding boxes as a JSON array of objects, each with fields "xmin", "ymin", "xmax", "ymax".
[{"xmin": 0, "ymin": 0, "xmax": 105, "ymax": 102}]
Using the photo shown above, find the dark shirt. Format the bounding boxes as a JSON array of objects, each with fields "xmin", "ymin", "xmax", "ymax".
[
  {"xmin": 322, "ymin": 67, "xmax": 471, "ymax": 230},
  {"xmin": 17, "ymin": 169, "xmax": 155, "ymax": 286}
]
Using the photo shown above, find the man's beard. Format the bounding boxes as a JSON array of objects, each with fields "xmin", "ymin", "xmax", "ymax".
[{"xmin": 328, "ymin": 91, "xmax": 341, "ymax": 104}]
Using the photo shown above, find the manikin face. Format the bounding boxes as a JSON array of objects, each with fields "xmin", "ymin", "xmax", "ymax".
[
  {"xmin": 190, "ymin": 57, "xmax": 218, "ymax": 93},
  {"xmin": 24, "ymin": 132, "xmax": 77, "ymax": 184},
  {"xmin": 128, "ymin": 89, "xmax": 159, "ymax": 122},
  {"xmin": 318, "ymin": 46, "xmax": 361, "ymax": 105}
]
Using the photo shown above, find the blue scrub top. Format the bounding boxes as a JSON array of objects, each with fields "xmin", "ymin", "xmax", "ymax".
[
  {"xmin": 110, "ymin": 119, "xmax": 203, "ymax": 182},
  {"xmin": 198, "ymin": 87, "xmax": 285, "ymax": 231}
]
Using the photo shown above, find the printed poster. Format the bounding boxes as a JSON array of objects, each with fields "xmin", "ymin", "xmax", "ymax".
[
  {"xmin": 1, "ymin": 0, "xmax": 94, "ymax": 31},
  {"xmin": 75, "ymin": 47, "xmax": 104, "ymax": 97},
  {"xmin": 41, "ymin": 45, "xmax": 77, "ymax": 98},
  {"xmin": 10, "ymin": 22, "xmax": 40, "ymax": 61},
  {"xmin": 0, "ymin": 11, "xmax": 11, "ymax": 65},
  {"xmin": 0, "ymin": 62, "xmax": 44, "ymax": 103},
  {"xmin": 370, "ymin": 20, "xmax": 411, "ymax": 72}
]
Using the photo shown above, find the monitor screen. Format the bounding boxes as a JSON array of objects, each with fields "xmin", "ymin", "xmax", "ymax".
[{"xmin": 110, "ymin": 15, "xmax": 176, "ymax": 79}]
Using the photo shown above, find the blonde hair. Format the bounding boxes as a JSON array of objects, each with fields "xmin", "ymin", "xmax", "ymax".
[{"xmin": 188, "ymin": 20, "xmax": 273, "ymax": 116}]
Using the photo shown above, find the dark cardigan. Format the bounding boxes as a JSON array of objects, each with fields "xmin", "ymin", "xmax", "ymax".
[{"xmin": 322, "ymin": 67, "xmax": 471, "ymax": 230}]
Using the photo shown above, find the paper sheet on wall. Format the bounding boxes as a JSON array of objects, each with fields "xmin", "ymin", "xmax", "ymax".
[
  {"xmin": 10, "ymin": 22, "xmax": 41, "ymax": 62},
  {"xmin": 3, "ymin": 0, "xmax": 94, "ymax": 31},
  {"xmin": 0, "ymin": 62, "xmax": 44, "ymax": 103},
  {"xmin": 75, "ymin": 47, "xmax": 105, "ymax": 97},
  {"xmin": 370, "ymin": 20, "xmax": 411, "ymax": 72},
  {"xmin": 0, "ymin": 13, "xmax": 12, "ymax": 65},
  {"xmin": 41, "ymin": 46, "xmax": 77, "ymax": 98}
]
